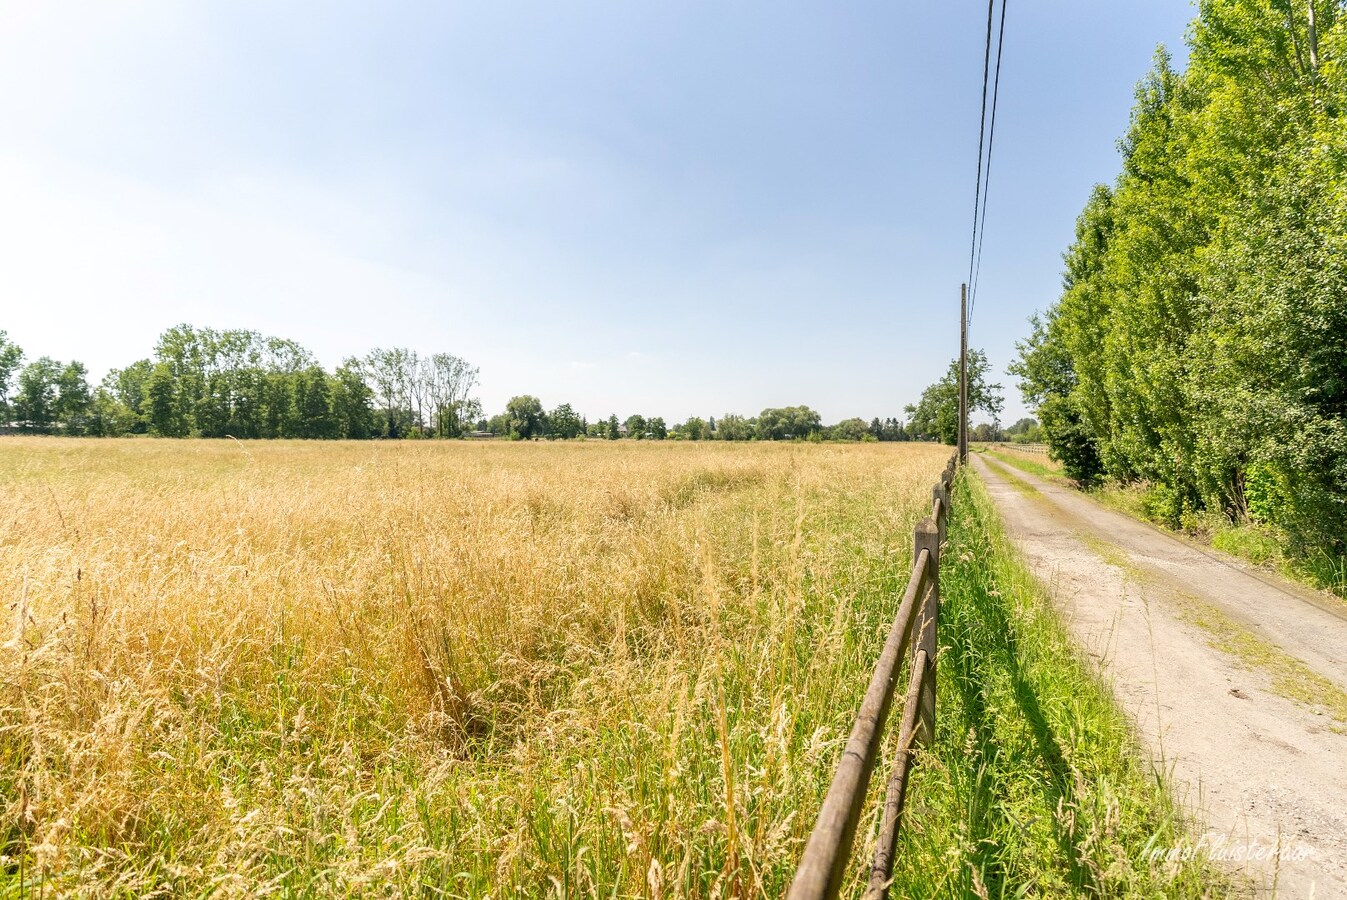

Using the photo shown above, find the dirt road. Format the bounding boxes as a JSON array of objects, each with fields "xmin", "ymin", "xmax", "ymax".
[{"xmin": 973, "ymin": 454, "xmax": 1347, "ymax": 898}]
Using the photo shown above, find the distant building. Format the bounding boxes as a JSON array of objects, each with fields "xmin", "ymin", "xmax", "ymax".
[{"xmin": 468, "ymin": 430, "xmax": 497, "ymax": 440}]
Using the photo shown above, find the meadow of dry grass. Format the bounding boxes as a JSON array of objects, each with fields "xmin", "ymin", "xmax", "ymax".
[{"xmin": 1, "ymin": 438, "xmax": 950, "ymax": 896}]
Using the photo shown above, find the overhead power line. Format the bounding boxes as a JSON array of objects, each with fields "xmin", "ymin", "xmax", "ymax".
[
  {"xmin": 966, "ymin": 0, "xmax": 996, "ymax": 294},
  {"xmin": 967, "ymin": 0, "xmax": 1008, "ymax": 329}
]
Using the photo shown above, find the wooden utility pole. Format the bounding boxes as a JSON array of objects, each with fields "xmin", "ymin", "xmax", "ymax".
[{"xmin": 959, "ymin": 284, "xmax": 968, "ymax": 463}]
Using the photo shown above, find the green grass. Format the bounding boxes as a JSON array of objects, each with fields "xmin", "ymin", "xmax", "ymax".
[
  {"xmin": 1167, "ymin": 593, "xmax": 1347, "ymax": 732},
  {"xmin": 980, "ymin": 448, "xmax": 1067, "ymax": 485},
  {"xmin": 873, "ymin": 471, "xmax": 1226, "ymax": 898},
  {"xmin": 980, "ymin": 453, "xmax": 1347, "ymax": 731},
  {"xmin": 1208, "ymin": 525, "xmax": 1280, "ymax": 567},
  {"xmin": 1211, "ymin": 531, "xmax": 1347, "ymax": 605},
  {"xmin": 1092, "ymin": 482, "xmax": 1347, "ymax": 605},
  {"xmin": 994, "ymin": 449, "xmax": 1346, "ymax": 605},
  {"xmin": 976, "ymin": 453, "xmax": 1046, "ymax": 501},
  {"xmin": 1067, "ymin": 526, "xmax": 1347, "ymax": 730},
  {"xmin": 1292, "ymin": 549, "xmax": 1347, "ymax": 602},
  {"xmin": 1089, "ymin": 481, "xmax": 1152, "ymax": 523}
]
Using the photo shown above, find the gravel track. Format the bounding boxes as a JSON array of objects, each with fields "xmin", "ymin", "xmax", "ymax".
[{"xmin": 974, "ymin": 454, "xmax": 1347, "ymax": 898}]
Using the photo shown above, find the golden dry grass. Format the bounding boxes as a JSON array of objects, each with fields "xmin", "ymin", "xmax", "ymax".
[{"xmin": 0, "ymin": 438, "xmax": 949, "ymax": 896}]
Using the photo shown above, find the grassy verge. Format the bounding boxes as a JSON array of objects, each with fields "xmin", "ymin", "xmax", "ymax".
[
  {"xmin": 980, "ymin": 447, "xmax": 1347, "ymax": 604},
  {"xmin": 1168, "ymin": 593, "xmax": 1347, "ymax": 732},
  {"xmin": 979, "ymin": 447, "xmax": 1067, "ymax": 484},
  {"xmin": 1071, "ymin": 527, "xmax": 1347, "ymax": 732},
  {"xmin": 1206, "ymin": 525, "xmax": 1347, "ymax": 603},
  {"xmin": 870, "ymin": 471, "xmax": 1226, "ymax": 898},
  {"xmin": 977, "ymin": 452, "xmax": 1045, "ymax": 500},
  {"xmin": 1093, "ymin": 482, "xmax": 1347, "ymax": 604}
]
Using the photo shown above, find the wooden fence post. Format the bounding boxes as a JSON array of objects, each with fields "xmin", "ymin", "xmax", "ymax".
[
  {"xmin": 930, "ymin": 485, "xmax": 947, "ymax": 549},
  {"xmin": 959, "ymin": 284, "xmax": 968, "ymax": 464},
  {"xmin": 913, "ymin": 518, "xmax": 940, "ymax": 746},
  {"xmin": 787, "ymin": 462, "xmax": 959, "ymax": 899},
  {"xmin": 864, "ymin": 647, "xmax": 929, "ymax": 900}
]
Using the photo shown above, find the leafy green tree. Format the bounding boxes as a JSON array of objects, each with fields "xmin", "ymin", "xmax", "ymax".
[
  {"xmin": 330, "ymin": 363, "xmax": 377, "ymax": 439},
  {"xmin": 55, "ymin": 361, "xmax": 92, "ymax": 435},
  {"xmin": 970, "ymin": 422, "xmax": 1003, "ymax": 442},
  {"xmin": 103, "ymin": 360, "xmax": 153, "ymax": 433},
  {"xmin": 153, "ymin": 325, "xmax": 208, "ymax": 430},
  {"xmin": 506, "ymin": 395, "xmax": 545, "ymax": 440},
  {"xmin": 606, "ymin": 415, "xmax": 621, "ymax": 440},
  {"xmin": 756, "ymin": 406, "xmax": 821, "ymax": 440},
  {"xmin": 624, "ymin": 414, "xmax": 647, "ymax": 440},
  {"xmin": 0, "ymin": 330, "xmax": 22, "ymax": 423},
  {"xmin": 548, "ymin": 403, "xmax": 584, "ymax": 439},
  {"xmin": 361, "ymin": 348, "xmax": 415, "ymax": 438},
  {"xmin": 715, "ymin": 414, "xmax": 752, "ymax": 441},
  {"xmin": 905, "ymin": 350, "xmax": 1003, "ymax": 445},
  {"xmin": 1010, "ymin": 309, "xmax": 1104, "ymax": 483},
  {"xmin": 679, "ymin": 416, "xmax": 708, "ymax": 440},
  {"xmin": 14, "ymin": 357, "xmax": 61, "ymax": 432},
  {"xmin": 831, "ymin": 417, "xmax": 869, "ymax": 442},
  {"xmin": 881, "ymin": 418, "xmax": 908, "ymax": 441},
  {"xmin": 85, "ymin": 388, "xmax": 136, "ymax": 436},
  {"xmin": 259, "ymin": 371, "xmax": 294, "ymax": 438},
  {"xmin": 647, "ymin": 416, "xmax": 667, "ymax": 440},
  {"xmin": 458, "ymin": 399, "xmax": 483, "ymax": 435},
  {"xmin": 146, "ymin": 361, "xmax": 189, "ymax": 437},
  {"xmin": 1010, "ymin": 1, "xmax": 1347, "ymax": 548},
  {"xmin": 292, "ymin": 366, "xmax": 336, "ymax": 439},
  {"xmin": 424, "ymin": 353, "xmax": 479, "ymax": 438},
  {"xmin": 0, "ymin": 327, "xmax": 488, "ymax": 444}
]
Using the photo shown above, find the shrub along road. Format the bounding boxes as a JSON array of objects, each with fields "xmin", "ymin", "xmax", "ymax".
[{"xmin": 973, "ymin": 453, "xmax": 1347, "ymax": 898}]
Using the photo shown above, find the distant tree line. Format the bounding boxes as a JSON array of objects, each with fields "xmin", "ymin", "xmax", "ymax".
[
  {"xmin": 996, "ymin": 418, "xmax": 1043, "ymax": 443},
  {"xmin": 0, "ymin": 325, "xmax": 479, "ymax": 439},
  {"xmin": 478, "ymin": 396, "xmax": 917, "ymax": 442},
  {"xmin": 1011, "ymin": 1, "xmax": 1347, "ymax": 555},
  {"xmin": 0, "ymin": 326, "xmax": 926, "ymax": 443}
]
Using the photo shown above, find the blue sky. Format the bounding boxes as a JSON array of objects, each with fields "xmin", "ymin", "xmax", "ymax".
[{"xmin": 0, "ymin": 1, "xmax": 1193, "ymax": 425}]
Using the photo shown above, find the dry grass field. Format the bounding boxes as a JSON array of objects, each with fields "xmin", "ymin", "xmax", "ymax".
[{"xmin": 1, "ymin": 438, "xmax": 951, "ymax": 896}]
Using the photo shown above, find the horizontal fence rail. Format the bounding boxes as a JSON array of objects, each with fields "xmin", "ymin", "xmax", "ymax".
[
  {"xmin": 986, "ymin": 441, "xmax": 1049, "ymax": 455},
  {"xmin": 788, "ymin": 454, "xmax": 957, "ymax": 900}
]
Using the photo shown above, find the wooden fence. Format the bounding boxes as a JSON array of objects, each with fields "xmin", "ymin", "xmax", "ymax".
[
  {"xmin": 787, "ymin": 454, "xmax": 958, "ymax": 900},
  {"xmin": 985, "ymin": 441, "xmax": 1049, "ymax": 455}
]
